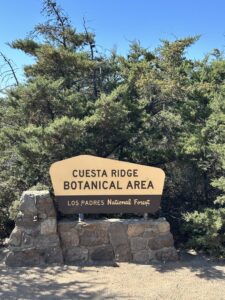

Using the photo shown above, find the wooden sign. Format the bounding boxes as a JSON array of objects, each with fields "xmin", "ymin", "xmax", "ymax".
[{"xmin": 49, "ymin": 155, "xmax": 165, "ymax": 214}]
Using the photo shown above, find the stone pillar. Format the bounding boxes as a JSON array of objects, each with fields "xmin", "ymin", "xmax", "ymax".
[{"xmin": 5, "ymin": 191, "xmax": 63, "ymax": 267}]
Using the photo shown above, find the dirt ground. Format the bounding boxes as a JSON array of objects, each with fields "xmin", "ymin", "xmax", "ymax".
[{"xmin": 1, "ymin": 248, "xmax": 225, "ymax": 300}]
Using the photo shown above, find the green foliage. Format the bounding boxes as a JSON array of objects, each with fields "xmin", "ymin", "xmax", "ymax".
[
  {"xmin": 183, "ymin": 209, "xmax": 225, "ymax": 257},
  {"xmin": 0, "ymin": 0, "xmax": 225, "ymax": 256},
  {"xmin": 8, "ymin": 200, "xmax": 20, "ymax": 222},
  {"xmin": 29, "ymin": 183, "xmax": 49, "ymax": 191}
]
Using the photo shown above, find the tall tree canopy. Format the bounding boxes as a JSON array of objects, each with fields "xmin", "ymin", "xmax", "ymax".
[{"xmin": 1, "ymin": 0, "xmax": 225, "ymax": 256}]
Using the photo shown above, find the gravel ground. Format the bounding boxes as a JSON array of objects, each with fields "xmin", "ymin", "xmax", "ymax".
[{"xmin": 1, "ymin": 248, "xmax": 225, "ymax": 300}]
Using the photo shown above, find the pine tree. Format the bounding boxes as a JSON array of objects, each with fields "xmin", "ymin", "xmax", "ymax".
[{"xmin": 1, "ymin": 0, "xmax": 225, "ymax": 257}]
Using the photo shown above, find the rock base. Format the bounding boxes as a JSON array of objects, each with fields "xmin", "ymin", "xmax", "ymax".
[
  {"xmin": 58, "ymin": 219, "xmax": 178, "ymax": 264},
  {"xmin": 6, "ymin": 191, "xmax": 178, "ymax": 267}
]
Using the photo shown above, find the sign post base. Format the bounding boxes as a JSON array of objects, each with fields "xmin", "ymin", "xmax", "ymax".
[{"xmin": 6, "ymin": 191, "xmax": 178, "ymax": 267}]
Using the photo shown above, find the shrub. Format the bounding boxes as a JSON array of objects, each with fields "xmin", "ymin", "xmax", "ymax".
[{"xmin": 183, "ymin": 208, "xmax": 225, "ymax": 257}]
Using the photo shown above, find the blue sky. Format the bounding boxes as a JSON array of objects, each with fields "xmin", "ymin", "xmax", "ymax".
[{"xmin": 1, "ymin": 0, "xmax": 225, "ymax": 81}]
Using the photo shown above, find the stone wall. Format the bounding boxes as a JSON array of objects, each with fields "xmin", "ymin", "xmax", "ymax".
[
  {"xmin": 6, "ymin": 191, "xmax": 177, "ymax": 267},
  {"xmin": 58, "ymin": 219, "xmax": 178, "ymax": 264}
]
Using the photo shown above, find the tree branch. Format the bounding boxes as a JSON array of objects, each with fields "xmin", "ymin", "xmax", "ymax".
[
  {"xmin": 0, "ymin": 51, "xmax": 19, "ymax": 86},
  {"xmin": 83, "ymin": 17, "xmax": 98, "ymax": 98}
]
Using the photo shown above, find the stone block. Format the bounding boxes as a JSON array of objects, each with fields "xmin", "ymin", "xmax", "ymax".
[
  {"xmin": 77, "ymin": 221, "xmax": 110, "ymax": 232},
  {"xmin": 15, "ymin": 214, "xmax": 38, "ymax": 228},
  {"xmin": 148, "ymin": 233, "xmax": 174, "ymax": 250},
  {"xmin": 130, "ymin": 237, "xmax": 148, "ymax": 252},
  {"xmin": 127, "ymin": 223, "xmax": 147, "ymax": 237},
  {"xmin": 60, "ymin": 231, "xmax": 79, "ymax": 247},
  {"xmin": 20, "ymin": 191, "xmax": 38, "ymax": 216},
  {"xmin": 133, "ymin": 250, "xmax": 149, "ymax": 263},
  {"xmin": 58, "ymin": 221, "xmax": 79, "ymax": 247},
  {"xmin": 5, "ymin": 249, "xmax": 43, "ymax": 267},
  {"xmin": 64, "ymin": 247, "xmax": 88, "ymax": 264},
  {"xmin": 148, "ymin": 250, "xmax": 155, "ymax": 261},
  {"xmin": 90, "ymin": 245, "xmax": 114, "ymax": 262},
  {"xmin": 114, "ymin": 245, "xmax": 132, "ymax": 262},
  {"xmin": 109, "ymin": 222, "xmax": 131, "ymax": 261},
  {"xmin": 79, "ymin": 223, "xmax": 109, "ymax": 246},
  {"xmin": 8, "ymin": 227, "xmax": 22, "ymax": 247},
  {"xmin": 23, "ymin": 226, "xmax": 40, "ymax": 236},
  {"xmin": 58, "ymin": 220, "xmax": 76, "ymax": 232},
  {"xmin": 143, "ymin": 227, "xmax": 158, "ymax": 238},
  {"xmin": 35, "ymin": 234, "xmax": 61, "ymax": 249},
  {"xmin": 36, "ymin": 192, "xmax": 56, "ymax": 218},
  {"xmin": 155, "ymin": 219, "xmax": 170, "ymax": 233},
  {"xmin": 41, "ymin": 246, "xmax": 63, "ymax": 264},
  {"xmin": 22, "ymin": 232, "xmax": 33, "ymax": 247},
  {"xmin": 41, "ymin": 218, "xmax": 56, "ymax": 235}
]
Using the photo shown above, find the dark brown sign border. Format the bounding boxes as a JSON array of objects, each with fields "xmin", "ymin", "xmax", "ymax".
[{"xmin": 55, "ymin": 195, "xmax": 161, "ymax": 214}]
